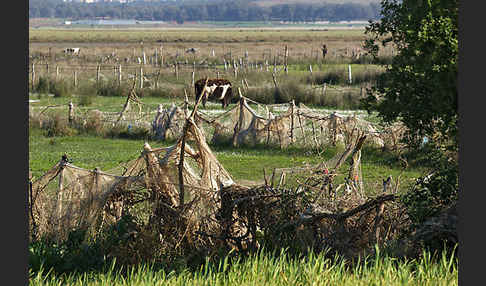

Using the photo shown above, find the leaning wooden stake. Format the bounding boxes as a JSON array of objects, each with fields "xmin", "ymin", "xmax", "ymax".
[
  {"xmin": 232, "ymin": 89, "xmax": 245, "ymax": 147},
  {"xmin": 372, "ymin": 177, "xmax": 391, "ymax": 245},
  {"xmin": 177, "ymin": 78, "xmax": 209, "ymax": 210},
  {"xmin": 115, "ymin": 79, "xmax": 137, "ymax": 125},
  {"xmin": 118, "ymin": 65, "xmax": 122, "ymax": 87},
  {"xmin": 290, "ymin": 100, "xmax": 295, "ymax": 143},
  {"xmin": 31, "ymin": 63, "xmax": 36, "ymax": 91},
  {"xmin": 284, "ymin": 45, "xmax": 289, "ymax": 74},
  {"xmin": 68, "ymin": 101, "xmax": 74, "ymax": 125}
]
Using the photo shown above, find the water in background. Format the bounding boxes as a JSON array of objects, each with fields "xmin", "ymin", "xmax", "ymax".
[{"xmin": 71, "ymin": 19, "xmax": 166, "ymax": 25}]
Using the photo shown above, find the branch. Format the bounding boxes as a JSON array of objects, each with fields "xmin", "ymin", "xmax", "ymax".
[{"xmin": 281, "ymin": 194, "xmax": 396, "ymax": 229}]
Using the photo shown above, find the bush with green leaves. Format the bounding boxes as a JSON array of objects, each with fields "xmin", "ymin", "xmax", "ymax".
[
  {"xmin": 35, "ymin": 76, "xmax": 50, "ymax": 94},
  {"xmin": 29, "ymin": 229, "xmax": 107, "ymax": 274},
  {"xmin": 50, "ymin": 79, "xmax": 72, "ymax": 98},
  {"xmin": 362, "ymin": 0, "xmax": 458, "ymax": 150},
  {"xmin": 400, "ymin": 153, "xmax": 458, "ymax": 229},
  {"xmin": 43, "ymin": 113, "xmax": 77, "ymax": 137},
  {"xmin": 96, "ymin": 81, "xmax": 127, "ymax": 97}
]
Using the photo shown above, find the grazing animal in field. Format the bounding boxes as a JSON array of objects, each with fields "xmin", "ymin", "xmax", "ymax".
[
  {"xmin": 194, "ymin": 78, "xmax": 233, "ymax": 108},
  {"xmin": 64, "ymin": 47, "xmax": 80, "ymax": 55},
  {"xmin": 186, "ymin": 47, "xmax": 198, "ymax": 54}
]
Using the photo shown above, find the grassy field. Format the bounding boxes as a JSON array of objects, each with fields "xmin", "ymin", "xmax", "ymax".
[
  {"xmin": 29, "ymin": 248, "xmax": 457, "ymax": 286},
  {"xmin": 29, "ymin": 28, "xmax": 367, "ymax": 43}
]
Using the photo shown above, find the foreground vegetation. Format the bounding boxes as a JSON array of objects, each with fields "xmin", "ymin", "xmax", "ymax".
[{"xmin": 30, "ymin": 247, "xmax": 457, "ymax": 286}]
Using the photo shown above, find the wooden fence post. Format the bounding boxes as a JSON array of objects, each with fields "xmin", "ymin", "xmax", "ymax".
[
  {"xmin": 73, "ymin": 70, "xmax": 77, "ymax": 88},
  {"xmin": 290, "ymin": 100, "xmax": 295, "ymax": 143},
  {"xmin": 154, "ymin": 49, "xmax": 158, "ymax": 66},
  {"xmin": 284, "ymin": 45, "xmax": 289, "ymax": 75},
  {"xmin": 31, "ymin": 63, "xmax": 35, "ymax": 91},
  {"xmin": 118, "ymin": 65, "xmax": 122, "ymax": 87},
  {"xmin": 68, "ymin": 101, "xmax": 74, "ymax": 125},
  {"xmin": 139, "ymin": 67, "xmax": 144, "ymax": 89},
  {"xmin": 192, "ymin": 61, "xmax": 196, "ymax": 86},
  {"xmin": 56, "ymin": 66, "xmax": 59, "ymax": 81},
  {"xmin": 96, "ymin": 65, "xmax": 100, "ymax": 84},
  {"xmin": 160, "ymin": 45, "xmax": 164, "ymax": 66},
  {"xmin": 348, "ymin": 64, "xmax": 352, "ymax": 84}
]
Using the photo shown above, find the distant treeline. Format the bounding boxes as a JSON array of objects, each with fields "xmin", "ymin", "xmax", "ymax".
[{"xmin": 29, "ymin": 0, "xmax": 381, "ymax": 23}]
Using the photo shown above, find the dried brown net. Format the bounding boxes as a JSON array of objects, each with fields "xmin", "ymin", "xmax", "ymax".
[
  {"xmin": 29, "ymin": 121, "xmax": 408, "ymax": 260},
  {"xmin": 29, "ymin": 90, "xmax": 411, "ymax": 260},
  {"xmin": 152, "ymin": 96, "xmax": 404, "ymax": 151},
  {"xmin": 29, "ymin": 112, "xmax": 236, "ymax": 247},
  {"xmin": 29, "ymin": 158, "xmax": 146, "ymax": 242}
]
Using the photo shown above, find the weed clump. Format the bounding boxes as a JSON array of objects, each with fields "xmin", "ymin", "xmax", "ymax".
[
  {"xmin": 96, "ymin": 82, "xmax": 127, "ymax": 97},
  {"xmin": 35, "ymin": 76, "xmax": 50, "ymax": 94},
  {"xmin": 50, "ymin": 80, "xmax": 72, "ymax": 98},
  {"xmin": 43, "ymin": 113, "xmax": 77, "ymax": 137}
]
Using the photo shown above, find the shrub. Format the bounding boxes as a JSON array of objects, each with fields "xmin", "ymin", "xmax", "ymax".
[
  {"xmin": 35, "ymin": 76, "xmax": 50, "ymax": 94},
  {"xmin": 77, "ymin": 110, "xmax": 106, "ymax": 136},
  {"xmin": 400, "ymin": 156, "xmax": 458, "ymax": 228},
  {"xmin": 96, "ymin": 82, "xmax": 127, "ymax": 97},
  {"xmin": 136, "ymin": 86, "xmax": 184, "ymax": 99},
  {"xmin": 29, "ymin": 229, "xmax": 106, "ymax": 274},
  {"xmin": 306, "ymin": 69, "xmax": 346, "ymax": 86},
  {"xmin": 78, "ymin": 94, "xmax": 95, "ymax": 106},
  {"xmin": 43, "ymin": 113, "xmax": 77, "ymax": 137},
  {"xmin": 106, "ymin": 124, "xmax": 153, "ymax": 140},
  {"xmin": 50, "ymin": 80, "xmax": 72, "ymax": 98},
  {"xmin": 244, "ymin": 85, "xmax": 275, "ymax": 104}
]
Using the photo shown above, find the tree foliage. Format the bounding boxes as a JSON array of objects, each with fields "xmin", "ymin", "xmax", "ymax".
[
  {"xmin": 362, "ymin": 1, "xmax": 458, "ymax": 250},
  {"xmin": 362, "ymin": 0, "xmax": 458, "ymax": 152},
  {"xmin": 28, "ymin": 0, "xmax": 381, "ymax": 22}
]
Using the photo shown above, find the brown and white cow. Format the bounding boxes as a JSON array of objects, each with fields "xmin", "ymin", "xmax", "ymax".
[{"xmin": 194, "ymin": 78, "xmax": 233, "ymax": 108}]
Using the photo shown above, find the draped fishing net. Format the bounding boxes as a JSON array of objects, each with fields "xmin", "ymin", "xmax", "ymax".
[
  {"xmin": 152, "ymin": 103, "xmax": 188, "ymax": 141},
  {"xmin": 29, "ymin": 158, "xmax": 146, "ymax": 242},
  {"xmin": 30, "ymin": 113, "xmax": 398, "ymax": 258},
  {"xmin": 29, "ymin": 91, "xmax": 409, "ymax": 257},
  {"xmin": 156, "ymin": 97, "xmax": 393, "ymax": 149},
  {"xmin": 29, "ymin": 116, "xmax": 235, "ymax": 244}
]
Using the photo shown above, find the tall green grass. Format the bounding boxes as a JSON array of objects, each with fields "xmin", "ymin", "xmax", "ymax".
[{"xmin": 29, "ymin": 247, "xmax": 457, "ymax": 286}]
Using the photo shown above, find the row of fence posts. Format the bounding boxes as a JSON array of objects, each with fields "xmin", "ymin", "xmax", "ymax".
[
  {"xmin": 30, "ymin": 62, "xmax": 354, "ymax": 88},
  {"xmin": 30, "ymin": 51, "xmax": 355, "ymax": 93}
]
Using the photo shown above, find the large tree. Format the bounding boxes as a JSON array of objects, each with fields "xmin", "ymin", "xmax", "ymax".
[
  {"xmin": 362, "ymin": 0, "xmax": 458, "ymax": 152},
  {"xmin": 363, "ymin": 1, "xmax": 458, "ymax": 248}
]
